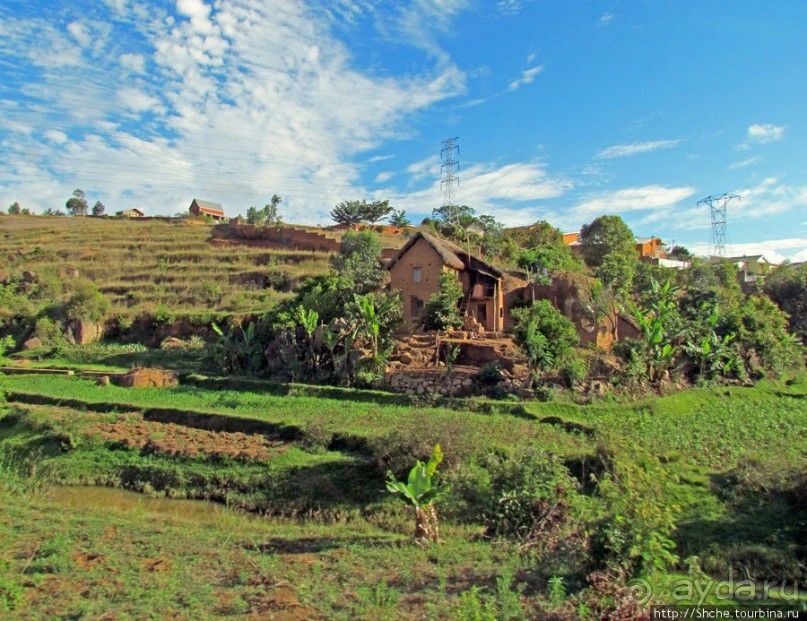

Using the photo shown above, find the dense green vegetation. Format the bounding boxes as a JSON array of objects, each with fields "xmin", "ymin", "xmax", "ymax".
[{"xmin": 1, "ymin": 373, "xmax": 805, "ymax": 618}]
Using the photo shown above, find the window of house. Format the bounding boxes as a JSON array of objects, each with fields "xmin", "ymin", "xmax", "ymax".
[{"xmin": 412, "ymin": 267, "xmax": 422, "ymax": 283}]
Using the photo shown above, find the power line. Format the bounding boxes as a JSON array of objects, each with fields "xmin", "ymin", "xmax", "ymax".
[
  {"xmin": 697, "ymin": 193, "xmax": 739, "ymax": 257},
  {"xmin": 440, "ymin": 136, "xmax": 459, "ymax": 222}
]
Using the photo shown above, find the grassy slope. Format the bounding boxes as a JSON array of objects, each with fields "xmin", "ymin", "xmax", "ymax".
[
  {"xmin": 1, "ymin": 374, "xmax": 805, "ymax": 617},
  {"xmin": 0, "ymin": 215, "xmax": 332, "ymax": 316}
]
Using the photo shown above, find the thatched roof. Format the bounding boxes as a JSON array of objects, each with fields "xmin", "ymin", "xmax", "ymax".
[{"xmin": 386, "ymin": 231, "xmax": 503, "ymax": 278}]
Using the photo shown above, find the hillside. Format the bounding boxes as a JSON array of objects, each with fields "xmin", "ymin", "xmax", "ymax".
[{"xmin": 0, "ymin": 215, "xmax": 337, "ymax": 317}]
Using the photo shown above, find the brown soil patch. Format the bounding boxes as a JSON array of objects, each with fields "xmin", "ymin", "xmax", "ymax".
[
  {"xmin": 245, "ymin": 584, "xmax": 319, "ymax": 620},
  {"xmin": 73, "ymin": 551, "xmax": 117, "ymax": 573},
  {"xmin": 87, "ymin": 419, "xmax": 284, "ymax": 460},
  {"xmin": 118, "ymin": 368, "xmax": 179, "ymax": 388},
  {"xmin": 141, "ymin": 557, "xmax": 171, "ymax": 573}
]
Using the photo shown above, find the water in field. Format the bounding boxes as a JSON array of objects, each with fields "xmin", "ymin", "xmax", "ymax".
[{"xmin": 48, "ymin": 486, "xmax": 254, "ymax": 525}]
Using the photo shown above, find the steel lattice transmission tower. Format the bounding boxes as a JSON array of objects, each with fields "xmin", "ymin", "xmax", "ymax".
[
  {"xmin": 440, "ymin": 137, "xmax": 460, "ymax": 223},
  {"xmin": 697, "ymin": 193, "xmax": 739, "ymax": 257}
]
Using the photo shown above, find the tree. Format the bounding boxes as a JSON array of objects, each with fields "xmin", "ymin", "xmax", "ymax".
[
  {"xmin": 65, "ymin": 189, "xmax": 89, "ymax": 216},
  {"xmin": 511, "ymin": 300, "xmax": 579, "ymax": 385},
  {"xmin": 579, "ymin": 215, "xmax": 637, "ymax": 296},
  {"xmin": 422, "ymin": 270, "xmax": 463, "ymax": 331},
  {"xmin": 331, "ymin": 200, "xmax": 366, "ymax": 226},
  {"xmin": 431, "ymin": 204, "xmax": 476, "ymax": 227},
  {"xmin": 7, "ymin": 202, "xmax": 21, "ymax": 215},
  {"xmin": 92, "ymin": 201, "xmax": 105, "ymax": 216},
  {"xmin": 388, "ymin": 209, "xmax": 411, "ymax": 228},
  {"xmin": 361, "ymin": 200, "xmax": 393, "ymax": 226},
  {"xmin": 246, "ymin": 194, "xmax": 283, "ymax": 228},
  {"xmin": 518, "ymin": 246, "xmax": 569, "ymax": 289},
  {"xmin": 330, "ymin": 229, "xmax": 385, "ymax": 294},
  {"xmin": 764, "ymin": 262, "xmax": 807, "ymax": 340},
  {"xmin": 668, "ymin": 245, "xmax": 692, "ymax": 261}
]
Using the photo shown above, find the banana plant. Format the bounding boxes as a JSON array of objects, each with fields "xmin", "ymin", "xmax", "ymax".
[{"xmin": 386, "ymin": 445, "xmax": 450, "ymax": 543}]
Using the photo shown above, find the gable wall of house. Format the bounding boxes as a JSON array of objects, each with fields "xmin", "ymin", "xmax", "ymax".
[{"xmin": 389, "ymin": 236, "xmax": 455, "ymax": 329}]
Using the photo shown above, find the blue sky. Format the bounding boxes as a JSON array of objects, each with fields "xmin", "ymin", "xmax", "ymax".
[{"xmin": 1, "ymin": 0, "xmax": 805, "ymax": 261}]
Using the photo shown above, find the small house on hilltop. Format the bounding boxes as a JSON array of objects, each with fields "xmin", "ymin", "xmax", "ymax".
[
  {"xmin": 386, "ymin": 231, "xmax": 506, "ymax": 332},
  {"xmin": 115, "ymin": 208, "xmax": 145, "ymax": 218},
  {"xmin": 189, "ymin": 199, "xmax": 226, "ymax": 222}
]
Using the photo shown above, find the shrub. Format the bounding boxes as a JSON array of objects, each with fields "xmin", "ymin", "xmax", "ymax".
[
  {"xmin": 559, "ymin": 354, "xmax": 588, "ymax": 388},
  {"xmin": 591, "ymin": 458, "xmax": 680, "ymax": 576},
  {"xmin": 33, "ymin": 317, "xmax": 63, "ymax": 347},
  {"xmin": 477, "ymin": 362, "xmax": 504, "ymax": 387},
  {"xmin": 0, "ymin": 335, "xmax": 15, "ymax": 364},
  {"xmin": 511, "ymin": 300, "xmax": 579, "ymax": 384},
  {"xmin": 63, "ymin": 279, "xmax": 110, "ymax": 322},
  {"xmin": 422, "ymin": 270, "xmax": 463, "ymax": 332},
  {"xmin": 151, "ymin": 304, "xmax": 175, "ymax": 325},
  {"xmin": 448, "ymin": 447, "xmax": 578, "ymax": 539}
]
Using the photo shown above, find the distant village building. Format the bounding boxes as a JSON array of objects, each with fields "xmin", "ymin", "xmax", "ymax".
[
  {"xmin": 386, "ymin": 232, "xmax": 506, "ymax": 332},
  {"xmin": 710, "ymin": 255, "xmax": 775, "ymax": 284},
  {"xmin": 115, "ymin": 208, "xmax": 145, "ymax": 218},
  {"xmin": 563, "ymin": 232, "xmax": 689, "ymax": 267},
  {"xmin": 189, "ymin": 199, "xmax": 226, "ymax": 222}
]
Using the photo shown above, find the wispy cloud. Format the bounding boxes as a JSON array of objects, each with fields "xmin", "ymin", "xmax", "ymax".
[
  {"xmin": 728, "ymin": 156, "xmax": 759, "ymax": 170},
  {"xmin": 497, "ymin": 0, "xmax": 525, "ymax": 16},
  {"xmin": 747, "ymin": 123, "xmax": 785, "ymax": 144},
  {"xmin": 597, "ymin": 139, "xmax": 682, "ymax": 159},
  {"xmin": 508, "ymin": 64, "xmax": 544, "ymax": 91},
  {"xmin": 598, "ymin": 12, "xmax": 615, "ymax": 26},
  {"xmin": 367, "ymin": 154, "xmax": 396, "ymax": 163},
  {"xmin": 570, "ymin": 185, "xmax": 696, "ymax": 219}
]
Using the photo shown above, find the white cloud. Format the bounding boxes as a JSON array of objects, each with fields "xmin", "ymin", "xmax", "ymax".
[
  {"xmin": 117, "ymin": 88, "xmax": 164, "ymax": 113},
  {"xmin": 597, "ymin": 139, "xmax": 682, "ymax": 159},
  {"xmin": 747, "ymin": 123, "xmax": 785, "ymax": 144},
  {"xmin": 598, "ymin": 12, "xmax": 614, "ymax": 26},
  {"xmin": 686, "ymin": 239, "xmax": 807, "ymax": 263},
  {"xmin": 375, "ymin": 172, "xmax": 394, "ymax": 183},
  {"xmin": 508, "ymin": 65, "xmax": 543, "ymax": 91},
  {"xmin": 728, "ymin": 156, "xmax": 759, "ymax": 170},
  {"xmin": 406, "ymin": 155, "xmax": 441, "ymax": 181},
  {"xmin": 570, "ymin": 185, "xmax": 696, "ymax": 218},
  {"xmin": 732, "ymin": 177, "xmax": 807, "ymax": 219},
  {"xmin": 119, "ymin": 53, "xmax": 146, "ymax": 74},
  {"xmin": 43, "ymin": 130, "xmax": 68, "ymax": 144},
  {"xmin": 391, "ymin": 160, "xmax": 570, "ymax": 226},
  {"xmin": 497, "ymin": 1, "xmax": 524, "ymax": 16},
  {"xmin": 67, "ymin": 21, "xmax": 92, "ymax": 47},
  {"xmin": 367, "ymin": 154, "xmax": 396, "ymax": 163},
  {"xmin": 0, "ymin": 0, "xmax": 466, "ymax": 221}
]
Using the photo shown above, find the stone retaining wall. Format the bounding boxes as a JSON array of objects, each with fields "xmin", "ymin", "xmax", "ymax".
[
  {"xmin": 214, "ymin": 223, "xmax": 340, "ymax": 252},
  {"xmin": 384, "ymin": 368, "xmax": 477, "ymax": 396}
]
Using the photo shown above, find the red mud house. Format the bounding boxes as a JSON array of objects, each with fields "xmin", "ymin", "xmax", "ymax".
[
  {"xmin": 386, "ymin": 232, "xmax": 506, "ymax": 333},
  {"xmin": 189, "ymin": 199, "xmax": 227, "ymax": 222}
]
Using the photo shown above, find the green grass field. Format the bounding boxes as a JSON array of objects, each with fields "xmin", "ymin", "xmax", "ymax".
[{"xmin": 1, "ymin": 372, "xmax": 805, "ymax": 618}]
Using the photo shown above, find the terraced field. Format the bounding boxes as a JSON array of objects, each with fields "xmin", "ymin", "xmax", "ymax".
[
  {"xmin": 1, "ymin": 371, "xmax": 806, "ymax": 618},
  {"xmin": 0, "ymin": 215, "xmax": 332, "ymax": 316}
]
